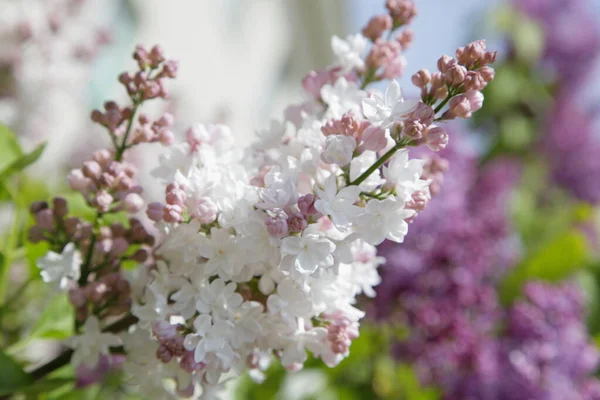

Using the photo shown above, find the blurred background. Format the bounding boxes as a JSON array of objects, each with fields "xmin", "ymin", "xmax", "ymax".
[{"xmin": 2, "ymin": 0, "xmax": 600, "ymax": 399}]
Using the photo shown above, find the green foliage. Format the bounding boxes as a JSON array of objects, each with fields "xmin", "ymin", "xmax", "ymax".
[
  {"xmin": 0, "ymin": 350, "xmax": 33, "ymax": 395},
  {"xmin": 500, "ymin": 230, "xmax": 590, "ymax": 304},
  {"xmin": 29, "ymin": 295, "xmax": 75, "ymax": 340},
  {"xmin": 0, "ymin": 124, "xmax": 23, "ymax": 172},
  {"xmin": 0, "ymin": 142, "xmax": 47, "ymax": 181}
]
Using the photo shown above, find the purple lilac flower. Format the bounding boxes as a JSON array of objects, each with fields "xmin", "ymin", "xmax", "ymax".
[
  {"xmin": 374, "ymin": 138, "xmax": 520, "ymax": 399},
  {"xmin": 499, "ymin": 281, "xmax": 600, "ymax": 400},
  {"xmin": 515, "ymin": 0, "xmax": 600, "ymax": 88},
  {"xmin": 543, "ymin": 97, "xmax": 600, "ymax": 204}
]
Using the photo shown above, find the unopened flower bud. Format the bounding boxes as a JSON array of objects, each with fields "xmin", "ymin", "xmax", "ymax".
[
  {"xmin": 479, "ymin": 66, "xmax": 495, "ymax": 82},
  {"xmin": 193, "ymin": 197, "xmax": 218, "ymax": 224},
  {"xmin": 298, "ymin": 194, "xmax": 318, "ymax": 216},
  {"xmin": 465, "ymin": 90, "xmax": 484, "ymax": 113},
  {"xmin": 52, "ymin": 197, "xmax": 68, "ymax": 218},
  {"xmin": 69, "ymin": 289, "xmax": 87, "ymax": 308},
  {"xmin": 425, "ymin": 126, "xmax": 449, "ymax": 151},
  {"xmin": 30, "ymin": 201, "xmax": 48, "ymax": 214},
  {"xmin": 411, "ymin": 69, "xmax": 431, "ymax": 88},
  {"xmin": 111, "ymin": 237, "xmax": 129, "ymax": 258},
  {"xmin": 437, "ymin": 55, "xmax": 454, "ymax": 74},
  {"xmin": 397, "ymin": 29, "xmax": 414, "ymax": 49},
  {"xmin": 123, "ymin": 193, "xmax": 144, "ymax": 213},
  {"xmin": 362, "ymin": 15, "xmax": 392, "ymax": 41},
  {"xmin": 412, "ymin": 103, "xmax": 435, "ymax": 126},
  {"xmin": 386, "ymin": 0, "xmax": 417, "ymax": 26},
  {"xmin": 462, "ymin": 70, "xmax": 486, "ymax": 91},
  {"xmin": 36, "ymin": 209, "xmax": 54, "ymax": 230},
  {"xmin": 95, "ymin": 190, "xmax": 114, "ymax": 212},
  {"xmin": 287, "ymin": 212, "xmax": 308, "ymax": 233},
  {"xmin": 82, "ymin": 161, "xmax": 102, "ymax": 180},
  {"xmin": 266, "ymin": 216, "xmax": 289, "ymax": 237},
  {"xmin": 445, "ymin": 64, "xmax": 467, "ymax": 86},
  {"xmin": 447, "ymin": 95, "xmax": 472, "ymax": 118},
  {"xmin": 146, "ymin": 202, "xmax": 165, "ymax": 222}
]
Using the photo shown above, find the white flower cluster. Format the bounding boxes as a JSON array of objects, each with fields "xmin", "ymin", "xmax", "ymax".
[{"xmin": 116, "ymin": 41, "xmax": 430, "ymax": 397}]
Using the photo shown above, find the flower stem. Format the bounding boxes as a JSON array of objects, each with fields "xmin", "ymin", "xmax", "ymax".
[
  {"xmin": 349, "ymin": 140, "xmax": 407, "ymax": 187},
  {"xmin": 114, "ymin": 100, "xmax": 140, "ymax": 162}
]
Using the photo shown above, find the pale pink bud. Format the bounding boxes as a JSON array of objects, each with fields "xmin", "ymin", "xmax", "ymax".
[
  {"xmin": 463, "ymin": 71, "xmax": 486, "ymax": 91},
  {"xmin": 35, "ymin": 209, "xmax": 54, "ymax": 230},
  {"xmin": 146, "ymin": 202, "xmax": 165, "ymax": 222},
  {"xmin": 484, "ymin": 51, "xmax": 497, "ymax": 65},
  {"xmin": 156, "ymin": 344, "xmax": 173, "ymax": 363},
  {"xmin": 156, "ymin": 113, "xmax": 174, "ymax": 127},
  {"xmin": 302, "ymin": 69, "xmax": 330, "ymax": 98},
  {"xmin": 479, "ymin": 66, "xmax": 495, "ymax": 83},
  {"xmin": 95, "ymin": 190, "xmax": 114, "ymax": 212},
  {"xmin": 382, "ymin": 55, "xmax": 407, "ymax": 79},
  {"xmin": 403, "ymin": 119, "xmax": 426, "ymax": 140},
  {"xmin": 362, "ymin": 15, "xmax": 392, "ymax": 41},
  {"xmin": 445, "ymin": 64, "xmax": 467, "ymax": 86},
  {"xmin": 68, "ymin": 169, "xmax": 91, "ymax": 191},
  {"xmin": 133, "ymin": 45, "xmax": 151, "ymax": 69},
  {"xmin": 397, "ymin": 29, "xmax": 414, "ymax": 49},
  {"xmin": 287, "ymin": 212, "xmax": 308, "ymax": 233},
  {"xmin": 412, "ymin": 103, "xmax": 435, "ymax": 126},
  {"xmin": 52, "ymin": 197, "xmax": 68, "ymax": 218},
  {"xmin": 298, "ymin": 194, "xmax": 318, "ymax": 216},
  {"xmin": 110, "ymin": 237, "xmax": 129, "ymax": 257},
  {"xmin": 180, "ymin": 351, "xmax": 203, "ymax": 373},
  {"xmin": 123, "ymin": 193, "xmax": 144, "ymax": 213},
  {"xmin": 465, "ymin": 90, "xmax": 484, "ymax": 113},
  {"xmin": 447, "ymin": 95, "xmax": 472, "ymax": 118},
  {"xmin": 192, "ymin": 197, "xmax": 218, "ymax": 224},
  {"xmin": 411, "ymin": 69, "xmax": 431, "ymax": 88},
  {"xmin": 434, "ymin": 85, "xmax": 449, "ymax": 100},
  {"xmin": 266, "ymin": 216, "xmax": 289, "ymax": 237},
  {"xmin": 366, "ymin": 39, "xmax": 401, "ymax": 69},
  {"xmin": 82, "ymin": 161, "xmax": 102, "ymax": 180},
  {"xmin": 406, "ymin": 191, "xmax": 429, "ymax": 211},
  {"xmin": 161, "ymin": 60, "xmax": 179, "ymax": 78},
  {"xmin": 437, "ymin": 55, "xmax": 455, "ymax": 73},
  {"xmin": 163, "ymin": 204, "xmax": 183, "ymax": 223},
  {"xmin": 385, "ymin": 0, "xmax": 417, "ymax": 26},
  {"xmin": 153, "ymin": 321, "xmax": 177, "ymax": 341},
  {"xmin": 69, "ymin": 289, "xmax": 87, "ymax": 308},
  {"xmin": 358, "ymin": 125, "xmax": 387, "ymax": 152},
  {"xmin": 158, "ymin": 129, "xmax": 174, "ymax": 146},
  {"xmin": 425, "ymin": 126, "xmax": 449, "ymax": 151}
]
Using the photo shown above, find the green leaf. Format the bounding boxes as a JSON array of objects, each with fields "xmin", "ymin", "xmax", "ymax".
[
  {"xmin": 0, "ymin": 142, "xmax": 46, "ymax": 181},
  {"xmin": 0, "ymin": 124, "xmax": 23, "ymax": 172},
  {"xmin": 30, "ymin": 295, "xmax": 74, "ymax": 340},
  {"xmin": 500, "ymin": 230, "xmax": 590, "ymax": 303},
  {"xmin": 0, "ymin": 350, "xmax": 33, "ymax": 395}
]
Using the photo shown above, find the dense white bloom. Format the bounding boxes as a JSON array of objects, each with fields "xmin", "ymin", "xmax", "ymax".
[
  {"xmin": 383, "ymin": 149, "xmax": 429, "ymax": 201},
  {"xmin": 66, "ymin": 317, "xmax": 120, "ymax": 368},
  {"xmin": 314, "ymin": 175, "xmax": 362, "ymax": 229},
  {"xmin": 320, "ymin": 77, "xmax": 365, "ymax": 119},
  {"xmin": 198, "ymin": 227, "xmax": 241, "ymax": 279},
  {"xmin": 281, "ymin": 230, "xmax": 336, "ymax": 275},
  {"xmin": 195, "ymin": 279, "xmax": 243, "ymax": 318},
  {"xmin": 321, "ymin": 135, "xmax": 357, "ymax": 166},
  {"xmin": 362, "ymin": 80, "xmax": 419, "ymax": 127},
  {"xmin": 331, "ymin": 34, "xmax": 368, "ymax": 73},
  {"xmin": 256, "ymin": 175, "xmax": 299, "ymax": 210},
  {"xmin": 354, "ymin": 196, "xmax": 415, "ymax": 245},
  {"xmin": 36, "ymin": 243, "xmax": 82, "ymax": 290}
]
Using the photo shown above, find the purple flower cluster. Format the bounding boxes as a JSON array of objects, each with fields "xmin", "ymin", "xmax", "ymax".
[
  {"xmin": 515, "ymin": 0, "xmax": 600, "ymax": 89},
  {"xmin": 543, "ymin": 97, "xmax": 600, "ymax": 204},
  {"xmin": 499, "ymin": 282, "xmax": 600, "ymax": 400},
  {"xmin": 374, "ymin": 139, "xmax": 520, "ymax": 398}
]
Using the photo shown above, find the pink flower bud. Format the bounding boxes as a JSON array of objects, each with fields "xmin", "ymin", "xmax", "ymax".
[
  {"xmin": 95, "ymin": 190, "xmax": 114, "ymax": 212},
  {"xmin": 35, "ymin": 209, "xmax": 54, "ymax": 230},
  {"xmin": 382, "ymin": 55, "xmax": 407, "ymax": 79},
  {"xmin": 479, "ymin": 66, "xmax": 495, "ymax": 83},
  {"xmin": 156, "ymin": 344, "xmax": 173, "ymax": 363},
  {"xmin": 123, "ymin": 193, "xmax": 144, "ymax": 213},
  {"xmin": 52, "ymin": 197, "xmax": 68, "ymax": 218},
  {"xmin": 147, "ymin": 202, "xmax": 165, "ymax": 222},
  {"xmin": 411, "ymin": 69, "xmax": 431, "ymax": 88},
  {"xmin": 425, "ymin": 126, "xmax": 449, "ymax": 151},
  {"xmin": 28, "ymin": 225, "xmax": 46, "ymax": 243},
  {"xmin": 163, "ymin": 204, "xmax": 183, "ymax": 223},
  {"xmin": 358, "ymin": 125, "xmax": 387, "ymax": 153},
  {"xmin": 93, "ymin": 150, "xmax": 112, "ymax": 166},
  {"xmin": 412, "ymin": 102, "xmax": 435, "ymax": 126},
  {"xmin": 266, "ymin": 216, "xmax": 289, "ymax": 237},
  {"xmin": 132, "ymin": 247, "xmax": 149, "ymax": 262},
  {"xmin": 161, "ymin": 60, "xmax": 179, "ymax": 78},
  {"xmin": 484, "ymin": 51, "xmax": 497, "ymax": 65},
  {"xmin": 362, "ymin": 15, "xmax": 392, "ymax": 41},
  {"xmin": 447, "ymin": 95, "xmax": 472, "ymax": 118},
  {"xmin": 445, "ymin": 64, "xmax": 467, "ymax": 86},
  {"xmin": 403, "ymin": 119, "xmax": 426, "ymax": 140},
  {"xmin": 465, "ymin": 90, "xmax": 484, "ymax": 113},
  {"xmin": 82, "ymin": 161, "xmax": 102, "ymax": 180},
  {"xmin": 192, "ymin": 197, "xmax": 218, "ymax": 224},
  {"xmin": 366, "ymin": 39, "xmax": 401, "ymax": 70},
  {"xmin": 69, "ymin": 289, "xmax": 87, "ymax": 308},
  {"xmin": 385, "ymin": 0, "xmax": 417, "ymax": 26},
  {"xmin": 287, "ymin": 212, "xmax": 308, "ymax": 233},
  {"xmin": 110, "ymin": 237, "xmax": 129, "ymax": 257},
  {"xmin": 397, "ymin": 29, "xmax": 414, "ymax": 49},
  {"xmin": 298, "ymin": 194, "xmax": 318, "ymax": 216},
  {"xmin": 462, "ymin": 71, "xmax": 486, "ymax": 91},
  {"xmin": 158, "ymin": 128, "xmax": 174, "ymax": 146},
  {"xmin": 29, "ymin": 201, "xmax": 48, "ymax": 214},
  {"xmin": 436, "ymin": 55, "xmax": 455, "ymax": 74}
]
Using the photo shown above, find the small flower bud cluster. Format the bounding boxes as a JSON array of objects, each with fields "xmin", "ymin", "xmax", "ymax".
[
  {"xmin": 118, "ymin": 45, "xmax": 178, "ymax": 100},
  {"xmin": 360, "ymin": 1, "xmax": 416, "ymax": 81},
  {"xmin": 321, "ymin": 112, "xmax": 387, "ymax": 154},
  {"xmin": 411, "ymin": 40, "xmax": 496, "ymax": 121},
  {"xmin": 28, "ymin": 198, "xmax": 92, "ymax": 245}
]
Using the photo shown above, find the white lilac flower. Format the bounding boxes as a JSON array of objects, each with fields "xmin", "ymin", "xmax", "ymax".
[
  {"xmin": 314, "ymin": 175, "xmax": 362, "ymax": 230},
  {"xmin": 354, "ymin": 196, "xmax": 415, "ymax": 245},
  {"xmin": 36, "ymin": 242, "xmax": 82, "ymax": 290},
  {"xmin": 195, "ymin": 278, "xmax": 243, "ymax": 319},
  {"xmin": 280, "ymin": 229, "xmax": 336, "ymax": 275},
  {"xmin": 66, "ymin": 316, "xmax": 120, "ymax": 368},
  {"xmin": 321, "ymin": 135, "xmax": 357, "ymax": 166},
  {"xmin": 198, "ymin": 227, "xmax": 242, "ymax": 279},
  {"xmin": 331, "ymin": 34, "xmax": 368, "ymax": 73},
  {"xmin": 320, "ymin": 77, "xmax": 365, "ymax": 119},
  {"xmin": 362, "ymin": 80, "xmax": 419, "ymax": 127},
  {"xmin": 383, "ymin": 149, "xmax": 429, "ymax": 201}
]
